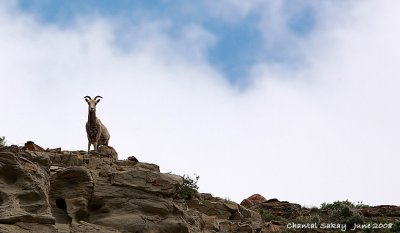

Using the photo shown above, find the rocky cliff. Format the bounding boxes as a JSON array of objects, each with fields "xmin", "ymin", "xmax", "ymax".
[{"xmin": 0, "ymin": 143, "xmax": 399, "ymax": 233}]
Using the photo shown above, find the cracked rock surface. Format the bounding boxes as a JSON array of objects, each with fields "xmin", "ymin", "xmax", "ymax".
[
  {"xmin": 1, "ymin": 145, "xmax": 399, "ymax": 233},
  {"xmin": 0, "ymin": 146, "xmax": 268, "ymax": 233}
]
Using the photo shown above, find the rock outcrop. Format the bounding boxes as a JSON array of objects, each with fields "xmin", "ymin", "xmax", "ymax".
[
  {"xmin": 0, "ymin": 143, "xmax": 399, "ymax": 233},
  {"xmin": 0, "ymin": 145, "xmax": 269, "ymax": 233},
  {"xmin": 240, "ymin": 194, "xmax": 267, "ymax": 209}
]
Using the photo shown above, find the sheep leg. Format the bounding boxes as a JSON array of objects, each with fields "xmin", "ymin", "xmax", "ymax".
[{"xmin": 87, "ymin": 142, "xmax": 91, "ymax": 153}]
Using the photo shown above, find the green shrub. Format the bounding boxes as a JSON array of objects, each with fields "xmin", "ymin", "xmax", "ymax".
[
  {"xmin": 355, "ymin": 201, "xmax": 370, "ymax": 208},
  {"xmin": 321, "ymin": 200, "xmax": 364, "ymax": 230},
  {"xmin": 361, "ymin": 222, "xmax": 396, "ymax": 233},
  {"xmin": 391, "ymin": 221, "xmax": 400, "ymax": 232},
  {"xmin": 294, "ymin": 214, "xmax": 321, "ymax": 225},
  {"xmin": 259, "ymin": 209, "xmax": 286, "ymax": 223},
  {"xmin": 178, "ymin": 174, "xmax": 199, "ymax": 200},
  {"xmin": 320, "ymin": 200, "xmax": 355, "ymax": 210},
  {"xmin": 0, "ymin": 136, "xmax": 5, "ymax": 146}
]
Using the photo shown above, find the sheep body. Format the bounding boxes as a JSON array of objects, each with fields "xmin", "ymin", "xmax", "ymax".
[
  {"xmin": 85, "ymin": 96, "xmax": 110, "ymax": 152},
  {"xmin": 86, "ymin": 118, "xmax": 110, "ymax": 151}
]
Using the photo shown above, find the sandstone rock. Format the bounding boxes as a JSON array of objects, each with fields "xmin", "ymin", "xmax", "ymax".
[
  {"xmin": 133, "ymin": 162, "xmax": 160, "ymax": 172},
  {"xmin": 241, "ymin": 194, "xmax": 267, "ymax": 208},
  {"xmin": 0, "ymin": 223, "xmax": 57, "ymax": 233},
  {"xmin": 0, "ymin": 151, "xmax": 55, "ymax": 226},
  {"xmin": 219, "ymin": 220, "xmax": 253, "ymax": 233},
  {"xmin": 187, "ymin": 198, "xmax": 234, "ymax": 220},
  {"xmin": 0, "ymin": 151, "xmax": 18, "ymax": 165},
  {"xmin": 91, "ymin": 214, "xmax": 190, "ymax": 233},
  {"xmin": 110, "ymin": 169, "xmax": 182, "ymax": 196},
  {"xmin": 202, "ymin": 214, "xmax": 219, "ymax": 231},
  {"xmin": 70, "ymin": 221, "xmax": 121, "ymax": 233},
  {"xmin": 263, "ymin": 222, "xmax": 284, "ymax": 233},
  {"xmin": 359, "ymin": 205, "xmax": 400, "ymax": 217},
  {"xmin": 1, "ymin": 146, "xmax": 398, "ymax": 233},
  {"xmin": 91, "ymin": 145, "xmax": 118, "ymax": 160},
  {"xmin": 21, "ymin": 141, "xmax": 45, "ymax": 152},
  {"xmin": 19, "ymin": 151, "xmax": 51, "ymax": 167},
  {"xmin": 46, "ymin": 148, "xmax": 62, "ymax": 153},
  {"xmin": 50, "ymin": 167, "xmax": 94, "ymax": 223},
  {"xmin": 259, "ymin": 199, "xmax": 301, "ymax": 219},
  {"xmin": 128, "ymin": 155, "xmax": 139, "ymax": 162}
]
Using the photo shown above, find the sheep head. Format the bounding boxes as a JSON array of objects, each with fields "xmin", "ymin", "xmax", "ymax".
[{"xmin": 84, "ymin": 96, "xmax": 102, "ymax": 112}]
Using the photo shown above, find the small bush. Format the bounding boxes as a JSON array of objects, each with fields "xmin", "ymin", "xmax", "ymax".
[
  {"xmin": 320, "ymin": 200, "xmax": 355, "ymax": 210},
  {"xmin": 321, "ymin": 200, "xmax": 364, "ymax": 230},
  {"xmin": 355, "ymin": 201, "xmax": 370, "ymax": 208},
  {"xmin": 259, "ymin": 209, "xmax": 286, "ymax": 223},
  {"xmin": 0, "ymin": 136, "xmax": 5, "ymax": 146},
  {"xmin": 178, "ymin": 174, "xmax": 199, "ymax": 200},
  {"xmin": 391, "ymin": 222, "xmax": 400, "ymax": 232},
  {"xmin": 294, "ymin": 214, "xmax": 321, "ymax": 225}
]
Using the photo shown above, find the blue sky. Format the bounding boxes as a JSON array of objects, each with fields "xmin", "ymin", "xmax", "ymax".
[{"xmin": 17, "ymin": 0, "xmax": 316, "ymax": 83}]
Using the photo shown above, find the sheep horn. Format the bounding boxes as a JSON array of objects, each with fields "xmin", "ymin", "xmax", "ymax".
[
  {"xmin": 84, "ymin": 96, "xmax": 92, "ymax": 100},
  {"xmin": 94, "ymin": 96, "xmax": 103, "ymax": 100}
]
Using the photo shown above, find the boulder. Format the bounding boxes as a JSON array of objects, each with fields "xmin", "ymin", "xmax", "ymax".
[
  {"xmin": 259, "ymin": 199, "xmax": 301, "ymax": 219},
  {"xmin": 128, "ymin": 155, "xmax": 139, "ymax": 162},
  {"xmin": 110, "ymin": 169, "xmax": 182, "ymax": 196},
  {"xmin": 21, "ymin": 141, "xmax": 45, "ymax": 152},
  {"xmin": 0, "ymin": 151, "xmax": 55, "ymax": 225},
  {"xmin": 240, "ymin": 194, "xmax": 267, "ymax": 208}
]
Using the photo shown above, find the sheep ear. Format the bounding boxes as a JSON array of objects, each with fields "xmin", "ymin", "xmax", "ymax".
[{"xmin": 84, "ymin": 96, "xmax": 91, "ymax": 103}]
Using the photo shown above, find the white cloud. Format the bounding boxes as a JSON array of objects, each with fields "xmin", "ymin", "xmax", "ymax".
[{"xmin": 1, "ymin": 0, "xmax": 400, "ymax": 207}]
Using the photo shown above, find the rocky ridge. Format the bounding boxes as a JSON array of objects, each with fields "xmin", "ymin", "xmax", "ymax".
[{"xmin": 0, "ymin": 143, "xmax": 399, "ymax": 233}]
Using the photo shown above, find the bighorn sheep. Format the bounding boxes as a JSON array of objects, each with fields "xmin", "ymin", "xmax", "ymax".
[{"xmin": 84, "ymin": 96, "xmax": 110, "ymax": 152}]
